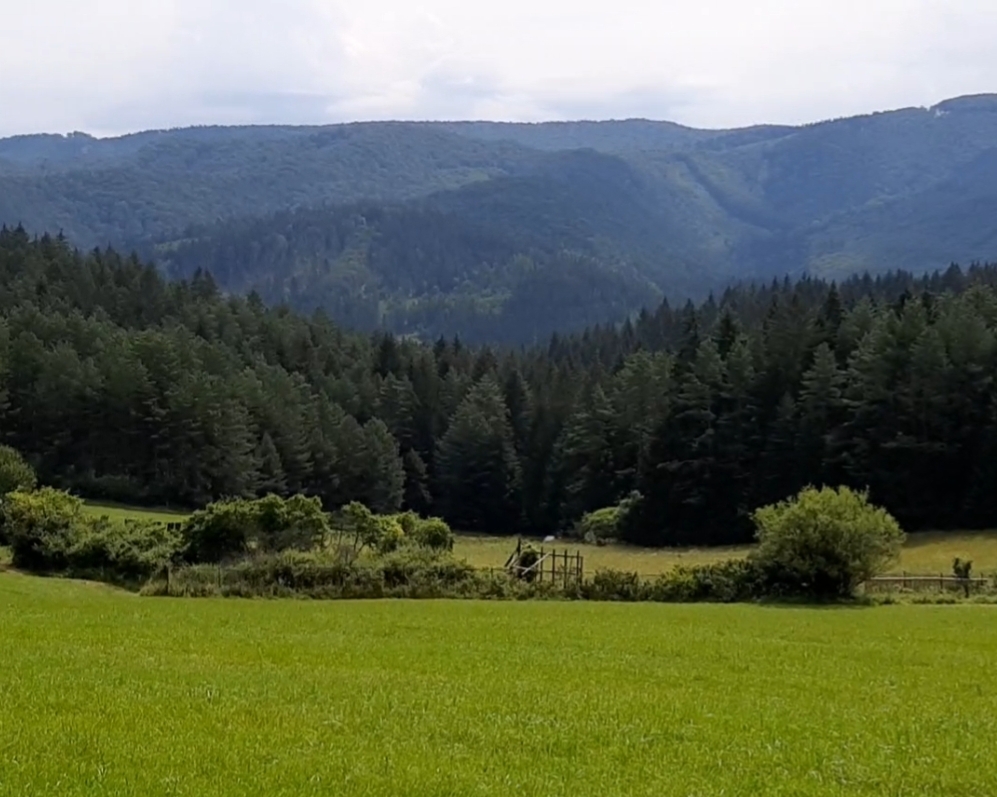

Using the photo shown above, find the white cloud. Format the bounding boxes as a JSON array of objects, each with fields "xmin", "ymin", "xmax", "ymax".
[{"xmin": 1, "ymin": 0, "xmax": 996, "ymax": 136}]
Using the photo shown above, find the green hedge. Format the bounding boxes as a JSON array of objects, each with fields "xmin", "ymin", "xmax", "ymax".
[
  {"xmin": 5, "ymin": 488, "xmax": 180, "ymax": 584},
  {"xmin": 146, "ymin": 549, "xmax": 554, "ymax": 600}
]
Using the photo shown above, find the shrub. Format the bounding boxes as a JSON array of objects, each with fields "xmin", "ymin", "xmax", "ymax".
[
  {"xmin": 4, "ymin": 488, "xmax": 85, "ymax": 571},
  {"xmin": 583, "ymin": 568, "xmax": 643, "ymax": 601},
  {"xmin": 336, "ymin": 502, "xmax": 378, "ymax": 552},
  {"xmin": 0, "ymin": 446, "xmax": 36, "ymax": 545},
  {"xmin": 0, "ymin": 446, "xmax": 36, "ymax": 499},
  {"xmin": 393, "ymin": 511, "xmax": 419, "ymax": 536},
  {"xmin": 577, "ymin": 506, "xmax": 620, "ymax": 545},
  {"xmin": 409, "ymin": 517, "xmax": 454, "ymax": 552},
  {"xmin": 4, "ymin": 488, "xmax": 181, "ymax": 581},
  {"xmin": 157, "ymin": 548, "xmax": 487, "ymax": 599},
  {"xmin": 374, "ymin": 516, "xmax": 405, "ymax": 554},
  {"xmin": 752, "ymin": 486, "xmax": 905, "ymax": 599},
  {"xmin": 182, "ymin": 500, "xmax": 254, "ymax": 563},
  {"xmin": 582, "ymin": 560, "xmax": 766, "ymax": 603},
  {"xmin": 647, "ymin": 560, "xmax": 766, "ymax": 603},
  {"xmin": 67, "ymin": 519, "xmax": 181, "ymax": 581},
  {"xmin": 183, "ymin": 494, "xmax": 330, "ymax": 563}
]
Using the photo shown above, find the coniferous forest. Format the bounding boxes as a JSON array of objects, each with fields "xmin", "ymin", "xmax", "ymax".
[{"xmin": 4, "ymin": 224, "xmax": 997, "ymax": 546}]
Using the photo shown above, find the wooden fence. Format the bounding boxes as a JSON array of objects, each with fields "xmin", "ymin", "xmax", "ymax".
[
  {"xmin": 503, "ymin": 545, "xmax": 585, "ymax": 587},
  {"xmin": 864, "ymin": 573, "xmax": 992, "ymax": 595}
]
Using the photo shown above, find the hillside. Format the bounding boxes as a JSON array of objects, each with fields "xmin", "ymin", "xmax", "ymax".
[{"xmin": 4, "ymin": 95, "xmax": 997, "ymax": 339}]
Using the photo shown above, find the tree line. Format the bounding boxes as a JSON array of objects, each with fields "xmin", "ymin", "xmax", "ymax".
[{"xmin": 3, "ymin": 225, "xmax": 997, "ymax": 546}]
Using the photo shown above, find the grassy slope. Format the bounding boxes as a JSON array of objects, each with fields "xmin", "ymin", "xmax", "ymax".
[{"xmin": 2, "ymin": 572, "xmax": 997, "ymax": 796}]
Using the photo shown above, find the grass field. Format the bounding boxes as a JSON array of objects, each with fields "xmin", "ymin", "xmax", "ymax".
[
  {"xmin": 82, "ymin": 501, "xmax": 191, "ymax": 524},
  {"xmin": 454, "ymin": 534, "xmax": 751, "ymax": 575},
  {"xmin": 3, "ymin": 572, "xmax": 997, "ymax": 796},
  {"xmin": 454, "ymin": 532, "xmax": 997, "ymax": 576}
]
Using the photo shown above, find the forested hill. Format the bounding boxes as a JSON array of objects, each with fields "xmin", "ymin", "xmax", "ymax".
[
  {"xmin": 4, "ymin": 95, "xmax": 997, "ymax": 341},
  {"xmin": 4, "ymin": 226, "xmax": 997, "ymax": 545}
]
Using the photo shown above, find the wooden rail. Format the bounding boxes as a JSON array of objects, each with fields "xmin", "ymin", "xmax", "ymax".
[
  {"xmin": 504, "ymin": 544, "xmax": 584, "ymax": 586},
  {"xmin": 865, "ymin": 573, "xmax": 991, "ymax": 594}
]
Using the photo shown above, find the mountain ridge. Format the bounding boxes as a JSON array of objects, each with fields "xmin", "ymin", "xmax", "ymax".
[{"xmin": 3, "ymin": 94, "xmax": 997, "ymax": 341}]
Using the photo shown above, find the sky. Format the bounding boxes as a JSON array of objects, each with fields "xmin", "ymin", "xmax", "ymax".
[{"xmin": 2, "ymin": 0, "xmax": 997, "ymax": 137}]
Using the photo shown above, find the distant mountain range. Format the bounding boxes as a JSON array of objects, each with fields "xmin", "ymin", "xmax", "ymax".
[{"xmin": 3, "ymin": 94, "xmax": 997, "ymax": 342}]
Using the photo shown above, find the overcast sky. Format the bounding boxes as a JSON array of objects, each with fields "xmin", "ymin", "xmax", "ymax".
[{"xmin": 2, "ymin": 0, "xmax": 996, "ymax": 137}]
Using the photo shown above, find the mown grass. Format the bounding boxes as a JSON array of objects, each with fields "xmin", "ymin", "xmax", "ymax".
[
  {"xmin": 896, "ymin": 531, "xmax": 997, "ymax": 574},
  {"xmin": 454, "ymin": 533, "xmax": 750, "ymax": 575},
  {"xmin": 3, "ymin": 572, "xmax": 997, "ymax": 796},
  {"xmin": 455, "ymin": 532, "xmax": 997, "ymax": 576},
  {"xmin": 81, "ymin": 501, "xmax": 190, "ymax": 524}
]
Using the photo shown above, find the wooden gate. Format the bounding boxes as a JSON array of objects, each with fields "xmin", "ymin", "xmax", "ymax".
[{"xmin": 505, "ymin": 540, "xmax": 584, "ymax": 586}]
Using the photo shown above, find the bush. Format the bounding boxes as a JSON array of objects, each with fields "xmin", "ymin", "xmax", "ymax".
[
  {"xmin": 583, "ymin": 568, "xmax": 643, "ymax": 601},
  {"xmin": 409, "ymin": 517, "xmax": 454, "ymax": 552},
  {"xmin": 374, "ymin": 516, "xmax": 405, "ymax": 554},
  {"xmin": 581, "ymin": 560, "xmax": 766, "ymax": 603},
  {"xmin": 752, "ymin": 486, "xmax": 905, "ymax": 599},
  {"xmin": 334, "ymin": 502, "xmax": 386, "ymax": 553},
  {"xmin": 67, "ymin": 519, "xmax": 181, "ymax": 581},
  {"xmin": 0, "ymin": 446, "xmax": 36, "ymax": 545},
  {"xmin": 5, "ymin": 488, "xmax": 86, "ymax": 571},
  {"xmin": 0, "ymin": 446, "xmax": 36, "ymax": 498},
  {"xmin": 4, "ymin": 488, "xmax": 181, "ymax": 581},
  {"xmin": 183, "ymin": 494, "xmax": 331, "ymax": 563},
  {"xmin": 647, "ymin": 560, "xmax": 766, "ymax": 603},
  {"xmin": 156, "ymin": 548, "xmax": 490, "ymax": 600},
  {"xmin": 576, "ymin": 506, "xmax": 620, "ymax": 545}
]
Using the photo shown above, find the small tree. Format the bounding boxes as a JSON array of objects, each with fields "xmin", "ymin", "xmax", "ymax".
[
  {"xmin": 335, "ymin": 502, "xmax": 405, "ymax": 554},
  {"xmin": 0, "ymin": 446, "xmax": 36, "ymax": 545},
  {"xmin": 0, "ymin": 446, "xmax": 36, "ymax": 498},
  {"xmin": 752, "ymin": 486, "xmax": 904, "ymax": 598}
]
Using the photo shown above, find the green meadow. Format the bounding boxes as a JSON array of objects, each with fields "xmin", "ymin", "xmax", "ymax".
[{"xmin": 2, "ymin": 572, "xmax": 997, "ymax": 796}]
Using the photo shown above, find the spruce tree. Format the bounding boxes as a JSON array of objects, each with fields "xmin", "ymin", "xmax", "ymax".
[{"xmin": 436, "ymin": 376, "xmax": 522, "ymax": 533}]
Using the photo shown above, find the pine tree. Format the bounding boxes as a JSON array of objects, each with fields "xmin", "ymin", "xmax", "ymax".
[
  {"xmin": 436, "ymin": 376, "xmax": 522, "ymax": 533},
  {"xmin": 555, "ymin": 385, "xmax": 620, "ymax": 523},
  {"xmin": 255, "ymin": 432, "xmax": 288, "ymax": 496},
  {"xmin": 797, "ymin": 342, "xmax": 845, "ymax": 485},
  {"xmin": 402, "ymin": 448, "xmax": 432, "ymax": 514}
]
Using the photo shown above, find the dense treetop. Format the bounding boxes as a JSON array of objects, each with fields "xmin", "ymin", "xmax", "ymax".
[{"xmin": 4, "ymin": 226, "xmax": 997, "ymax": 546}]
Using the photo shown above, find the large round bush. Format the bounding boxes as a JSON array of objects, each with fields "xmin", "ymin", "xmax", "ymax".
[{"xmin": 752, "ymin": 486, "xmax": 904, "ymax": 598}]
